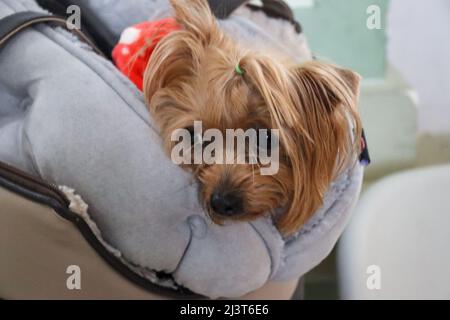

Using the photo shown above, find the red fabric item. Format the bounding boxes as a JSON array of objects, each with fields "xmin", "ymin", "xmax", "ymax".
[{"xmin": 112, "ymin": 18, "xmax": 181, "ymax": 91}]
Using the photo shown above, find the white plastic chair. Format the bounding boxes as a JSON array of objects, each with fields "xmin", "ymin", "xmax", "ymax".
[{"xmin": 338, "ymin": 164, "xmax": 450, "ymax": 299}]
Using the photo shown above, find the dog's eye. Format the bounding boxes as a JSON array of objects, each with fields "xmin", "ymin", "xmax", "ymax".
[{"xmin": 257, "ymin": 130, "xmax": 272, "ymax": 151}]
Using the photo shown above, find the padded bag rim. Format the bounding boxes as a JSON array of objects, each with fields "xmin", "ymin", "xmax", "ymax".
[
  {"xmin": 0, "ymin": 12, "xmax": 202, "ymax": 299},
  {"xmin": 0, "ymin": 11, "xmax": 104, "ymax": 56},
  {"xmin": 0, "ymin": 160, "xmax": 202, "ymax": 299}
]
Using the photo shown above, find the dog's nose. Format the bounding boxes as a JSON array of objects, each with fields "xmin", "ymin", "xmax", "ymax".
[{"xmin": 210, "ymin": 191, "xmax": 243, "ymax": 217}]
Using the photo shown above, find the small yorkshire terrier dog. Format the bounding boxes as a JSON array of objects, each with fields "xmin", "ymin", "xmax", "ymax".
[{"xmin": 116, "ymin": 0, "xmax": 362, "ymax": 235}]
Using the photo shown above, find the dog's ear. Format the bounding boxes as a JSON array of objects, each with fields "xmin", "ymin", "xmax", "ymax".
[
  {"xmin": 144, "ymin": 0, "xmax": 219, "ymax": 107},
  {"xmin": 290, "ymin": 61, "xmax": 361, "ymax": 113},
  {"xmin": 169, "ymin": 0, "xmax": 218, "ymax": 43},
  {"xmin": 336, "ymin": 67, "xmax": 361, "ymax": 99},
  {"xmin": 275, "ymin": 62, "xmax": 362, "ymax": 234}
]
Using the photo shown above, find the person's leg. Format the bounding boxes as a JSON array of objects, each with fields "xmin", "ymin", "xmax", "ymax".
[{"xmin": 239, "ymin": 278, "xmax": 302, "ymax": 300}]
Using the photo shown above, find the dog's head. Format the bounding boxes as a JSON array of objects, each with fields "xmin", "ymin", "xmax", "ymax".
[{"xmin": 144, "ymin": 0, "xmax": 361, "ymax": 235}]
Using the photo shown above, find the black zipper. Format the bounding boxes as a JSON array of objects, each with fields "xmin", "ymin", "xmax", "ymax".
[
  {"xmin": 0, "ymin": 160, "xmax": 69, "ymax": 207},
  {"xmin": 0, "ymin": 159, "xmax": 203, "ymax": 299}
]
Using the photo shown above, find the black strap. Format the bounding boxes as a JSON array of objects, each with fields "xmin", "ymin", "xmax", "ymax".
[
  {"xmin": 359, "ymin": 129, "xmax": 371, "ymax": 166},
  {"xmin": 36, "ymin": 0, "xmax": 120, "ymax": 58},
  {"xmin": 210, "ymin": 0, "xmax": 302, "ymax": 33},
  {"xmin": 0, "ymin": 11, "xmax": 105, "ymax": 57},
  {"xmin": 247, "ymin": 0, "xmax": 302, "ymax": 33},
  {"xmin": 208, "ymin": 0, "xmax": 248, "ymax": 19}
]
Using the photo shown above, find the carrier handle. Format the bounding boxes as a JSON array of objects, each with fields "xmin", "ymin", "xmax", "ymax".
[
  {"xmin": 0, "ymin": 11, "xmax": 105, "ymax": 58},
  {"xmin": 208, "ymin": 0, "xmax": 248, "ymax": 19},
  {"xmin": 210, "ymin": 0, "xmax": 302, "ymax": 32}
]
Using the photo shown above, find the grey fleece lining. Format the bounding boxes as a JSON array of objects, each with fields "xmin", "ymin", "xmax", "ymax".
[{"xmin": 59, "ymin": 186, "xmax": 180, "ymax": 290}]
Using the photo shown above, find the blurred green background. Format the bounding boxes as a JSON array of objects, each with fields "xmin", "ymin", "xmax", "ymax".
[
  {"xmin": 288, "ymin": 0, "xmax": 450, "ymax": 300},
  {"xmin": 294, "ymin": 0, "xmax": 388, "ymax": 78}
]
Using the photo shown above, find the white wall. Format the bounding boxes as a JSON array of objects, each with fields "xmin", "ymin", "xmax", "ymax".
[{"xmin": 387, "ymin": 0, "xmax": 450, "ymax": 134}]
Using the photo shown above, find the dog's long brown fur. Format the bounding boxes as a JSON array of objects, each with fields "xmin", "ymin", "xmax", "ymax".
[{"xmin": 144, "ymin": 0, "xmax": 361, "ymax": 235}]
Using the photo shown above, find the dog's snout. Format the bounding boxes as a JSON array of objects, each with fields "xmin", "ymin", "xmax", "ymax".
[{"xmin": 210, "ymin": 191, "xmax": 243, "ymax": 217}]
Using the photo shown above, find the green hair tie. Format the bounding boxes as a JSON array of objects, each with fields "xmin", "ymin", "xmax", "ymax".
[{"xmin": 235, "ymin": 63, "xmax": 244, "ymax": 75}]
